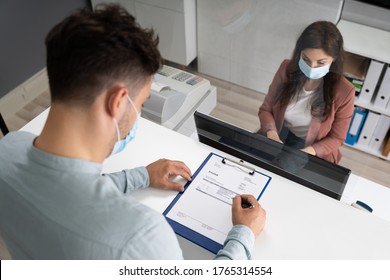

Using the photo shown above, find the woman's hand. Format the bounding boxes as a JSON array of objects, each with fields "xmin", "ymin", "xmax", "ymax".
[
  {"xmin": 266, "ymin": 130, "xmax": 283, "ymax": 144},
  {"xmin": 301, "ymin": 146, "xmax": 316, "ymax": 155}
]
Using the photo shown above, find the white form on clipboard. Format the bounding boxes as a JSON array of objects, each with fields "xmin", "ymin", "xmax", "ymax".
[{"xmin": 163, "ymin": 152, "xmax": 272, "ymax": 254}]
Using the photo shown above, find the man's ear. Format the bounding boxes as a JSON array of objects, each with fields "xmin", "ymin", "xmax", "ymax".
[{"xmin": 106, "ymin": 86, "xmax": 129, "ymax": 119}]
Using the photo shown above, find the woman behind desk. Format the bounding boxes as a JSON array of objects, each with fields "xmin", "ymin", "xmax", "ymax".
[{"xmin": 258, "ymin": 21, "xmax": 355, "ymax": 164}]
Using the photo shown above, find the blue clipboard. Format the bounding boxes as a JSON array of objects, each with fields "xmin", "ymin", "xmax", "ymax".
[{"xmin": 163, "ymin": 152, "xmax": 272, "ymax": 255}]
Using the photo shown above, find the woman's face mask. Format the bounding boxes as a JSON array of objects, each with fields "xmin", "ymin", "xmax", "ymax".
[
  {"xmin": 298, "ymin": 56, "xmax": 331, "ymax": 79},
  {"xmin": 111, "ymin": 96, "xmax": 140, "ymax": 156}
]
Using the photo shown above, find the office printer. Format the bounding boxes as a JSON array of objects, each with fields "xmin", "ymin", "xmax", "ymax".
[{"xmin": 142, "ymin": 65, "xmax": 216, "ymax": 136}]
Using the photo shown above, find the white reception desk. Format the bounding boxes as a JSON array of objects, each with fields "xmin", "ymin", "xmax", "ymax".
[{"xmin": 20, "ymin": 109, "xmax": 390, "ymax": 259}]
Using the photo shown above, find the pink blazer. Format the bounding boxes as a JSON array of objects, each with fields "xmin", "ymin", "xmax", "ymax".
[{"xmin": 258, "ymin": 59, "xmax": 355, "ymax": 163}]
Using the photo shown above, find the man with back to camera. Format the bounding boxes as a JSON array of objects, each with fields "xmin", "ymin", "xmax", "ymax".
[{"xmin": 0, "ymin": 4, "xmax": 266, "ymax": 259}]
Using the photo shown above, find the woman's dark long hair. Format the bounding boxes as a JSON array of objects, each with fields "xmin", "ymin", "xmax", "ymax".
[{"xmin": 276, "ymin": 21, "xmax": 345, "ymax": 120}]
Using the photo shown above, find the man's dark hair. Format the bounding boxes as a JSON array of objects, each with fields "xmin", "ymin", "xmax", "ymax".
[{"xmin": 45, "ymin": 4, "xmax": 161, "ymax": 106}]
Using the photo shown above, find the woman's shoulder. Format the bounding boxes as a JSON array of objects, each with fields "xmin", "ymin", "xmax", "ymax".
[
  {"xmin": 336, "ymin": 75, "xmax": 355, "ymax": 94},
  {"xmin": 274, "ymin": 59, "xmax": 292, "ymax": 80},
  {"xmin": 280, "ymin": 59, "xmax": 292, "ymax": 70},
  {"xmin": 334, "ymin": 75, "xmax": 356, "ymax": 102}
]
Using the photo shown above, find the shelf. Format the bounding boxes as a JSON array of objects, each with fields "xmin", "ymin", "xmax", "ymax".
[
  {"xmin": 337, "ymin": 20, "xmax": 390, "ymax": 64},
  {"xmin": 344, "ymin": 52, "xmax": 370, "ymax": 80},
  {"xmin": 354, "ymin": 98, "xmax": 390, "ymax": 117},
  {"xmin": 338, "ymin": 20, "xmax": 390, "ymax": 160},
  {"xmin": 344, "ymin": 143, "xmax": 390, "ymax": 161}
]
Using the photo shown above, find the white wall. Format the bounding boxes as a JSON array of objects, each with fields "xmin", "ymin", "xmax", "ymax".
[{"xmin": 92, "ymin": 0, "xmax": 197, "ymax": 65}]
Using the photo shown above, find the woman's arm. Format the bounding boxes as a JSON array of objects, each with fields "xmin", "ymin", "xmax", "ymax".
[
  {"xmin": 311, "ymin": 78, "xmax": 355, "ymax": 158},
  {"xmin": 258, "ymin": 60, "xmax": 289, "ymax": 135}
]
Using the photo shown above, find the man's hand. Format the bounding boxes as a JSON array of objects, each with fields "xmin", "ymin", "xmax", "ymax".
[
  {"xmin": 232, "ymin": 194, "xmax": 266, "ymax": 238},
  {"xmin": 146, "ymin": 159, "xmax": 192, "ymax": 192}
]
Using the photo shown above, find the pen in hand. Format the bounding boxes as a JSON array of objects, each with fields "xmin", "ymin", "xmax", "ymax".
[{"xmin": 241, "ymin": 198, "xmax": 255, "ymax": 209}]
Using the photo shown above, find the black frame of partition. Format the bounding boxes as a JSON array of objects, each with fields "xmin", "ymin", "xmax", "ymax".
[{"xmin": 194, "ymin": 111, "xmax": 351, "ymax": 200}]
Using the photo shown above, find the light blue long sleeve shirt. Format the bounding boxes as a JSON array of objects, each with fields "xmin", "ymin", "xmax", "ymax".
[{"xmin": 0, "ymin": 131, "xmax": 254, "ymax": 260}]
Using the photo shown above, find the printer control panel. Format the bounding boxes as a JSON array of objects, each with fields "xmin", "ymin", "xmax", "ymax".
[{"xmin": 155, "ymin": 65, "xmax": 210, "ymax": 96}]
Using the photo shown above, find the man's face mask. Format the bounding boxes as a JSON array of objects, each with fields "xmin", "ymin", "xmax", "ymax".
[{"xmin": 111, "ymin": 96, "xmax": 140, "ymax": 156}]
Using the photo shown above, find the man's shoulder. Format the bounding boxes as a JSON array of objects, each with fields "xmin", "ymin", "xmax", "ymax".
[
  {"xmin": 0, "ymin": 131, "xmax": 36, "ymax": 160},
  {"xmin": 0, "ymin": 131, "xmax": 36, "ymax": 146}
]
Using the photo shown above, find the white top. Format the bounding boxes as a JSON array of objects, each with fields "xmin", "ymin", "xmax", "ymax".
[{"xmin": 284, "ymin": 88, "xmax": 314, "ymax": 138}]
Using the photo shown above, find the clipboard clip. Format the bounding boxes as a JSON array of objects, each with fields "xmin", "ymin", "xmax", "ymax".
[{"xmin": 221, "ymin": 157, "xmax": 255, "ymax": 176}]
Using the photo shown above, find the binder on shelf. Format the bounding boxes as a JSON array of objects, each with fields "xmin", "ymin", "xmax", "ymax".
[
  {"xmin": 368, "ymin": 114, "xmax": 390, "ymax": 153},
  {"xmin": 359, "ymin": 60, "xmax": 385, "ymax": 103},
  {"xmin": 373, "ymin": 65, "xmax": 390, "ymax": 110},
  {"xmin": 345, "ymin": 107, "xmax": 367, "ymax": 145},
  {"xmin": 356, "ymin": 111, "xmax": 381, "ymax": 148}
]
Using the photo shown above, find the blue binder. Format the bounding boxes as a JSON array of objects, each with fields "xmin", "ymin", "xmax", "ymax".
[{"xmin": 345, "ymin": 107, "xmax": 368, "ymax": 145}]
